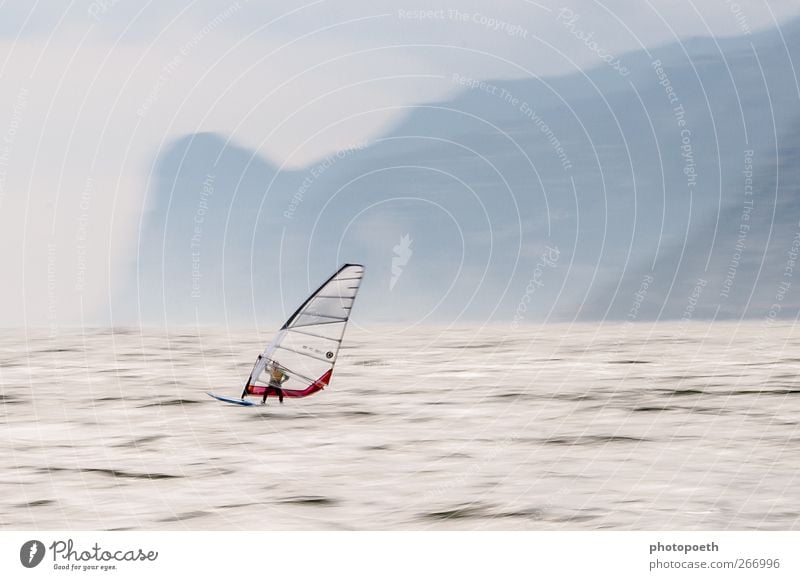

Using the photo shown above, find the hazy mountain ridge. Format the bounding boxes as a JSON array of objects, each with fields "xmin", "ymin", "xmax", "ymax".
[{"xmin": 129, "ymin": 18, "xmax": 800, "ymax": 325}]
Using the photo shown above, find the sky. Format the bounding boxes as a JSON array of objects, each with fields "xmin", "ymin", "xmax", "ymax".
[{"xmin": 2, "ymin": 0, "xmax": 800, "ymax": 326}]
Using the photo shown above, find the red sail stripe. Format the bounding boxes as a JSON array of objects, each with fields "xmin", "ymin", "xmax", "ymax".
[{"xmin": 246, "ymin": 369, "xmax": 332, "ymax": 399}]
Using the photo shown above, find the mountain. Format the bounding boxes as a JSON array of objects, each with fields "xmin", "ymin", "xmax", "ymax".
[{"xmin": 127, "ymin": 18, "xmax": 800, "ymax": 326}]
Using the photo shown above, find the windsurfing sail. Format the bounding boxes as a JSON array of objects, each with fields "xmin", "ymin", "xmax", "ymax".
[{"xmin": 240, "ymin": 263, "xmax": 365, "ymax": 401}]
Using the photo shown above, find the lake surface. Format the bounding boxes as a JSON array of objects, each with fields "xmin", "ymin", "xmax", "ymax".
[{"xmin": 1, "ymin": 322, "xmax": 799, "ymax": 530}]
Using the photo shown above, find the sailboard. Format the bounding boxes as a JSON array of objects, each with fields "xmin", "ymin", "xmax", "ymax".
[
  {"xmin": 208, "ymin": 263, "xmax": 365, "ymax": 405},
  {"xmin": 207, "ymin": 393, "xmax": 257, "ymax": 406}
]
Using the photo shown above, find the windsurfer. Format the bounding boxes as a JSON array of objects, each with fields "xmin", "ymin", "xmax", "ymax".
[{"xmin": 263, "ymin": 362, "xmax": 289, "ymax": 404}]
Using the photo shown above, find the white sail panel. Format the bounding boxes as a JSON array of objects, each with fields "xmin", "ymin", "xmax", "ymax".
[{"xmin": 244, "ymin": 264, "xmax": 364, "ymax": 399}]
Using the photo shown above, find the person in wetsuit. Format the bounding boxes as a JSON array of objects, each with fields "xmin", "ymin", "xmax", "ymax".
[{"xmin": 263, "ymin": 361, "xmax": 289, "ymax": 404}]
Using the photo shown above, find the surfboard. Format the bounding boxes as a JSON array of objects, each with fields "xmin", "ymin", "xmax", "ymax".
[{"xmin": 207, "ymin": 393, "xmax": 258, "ymax": 406}]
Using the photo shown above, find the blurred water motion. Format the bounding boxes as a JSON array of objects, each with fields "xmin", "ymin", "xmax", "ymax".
[{"xmin": 1, "ymin": 323, "xmax": 799, "ymax": 530}]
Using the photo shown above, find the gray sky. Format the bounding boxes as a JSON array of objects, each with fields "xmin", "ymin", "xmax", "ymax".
[{"xmin": 2, "ymin": 0, "xmax": 799, "ymax": 326}]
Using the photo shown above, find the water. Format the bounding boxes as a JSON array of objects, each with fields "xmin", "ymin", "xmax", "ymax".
[{"xmin": 1, "ymin": 322, "xmax": 799, "ymax": 530}]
